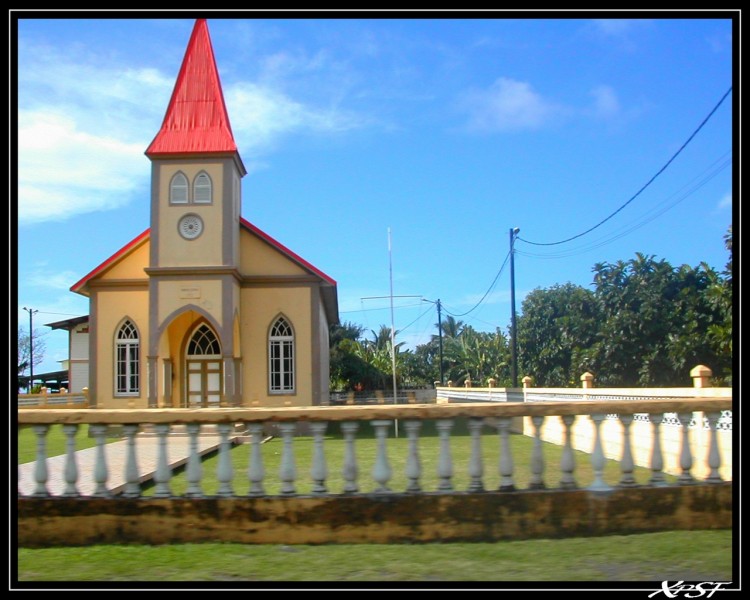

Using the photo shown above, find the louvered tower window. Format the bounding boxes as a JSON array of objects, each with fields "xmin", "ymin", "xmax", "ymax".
[
  {"xmin": 193, "ymin": 172, "xmax": 213, "ymax": 204},
  {"xmin": 170, "ymin": 172, "xmax": 189, "ymax": 204}
]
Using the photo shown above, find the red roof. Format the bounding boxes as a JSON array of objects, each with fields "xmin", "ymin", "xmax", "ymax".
[{"xmin": 145, "ymin": 19, "xmax": 238, "ymax": 156}]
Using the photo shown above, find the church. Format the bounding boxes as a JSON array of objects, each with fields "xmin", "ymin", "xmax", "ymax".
[{"xmin": 70, "ymin": 19, "xmax": 339, "ymax": 409}]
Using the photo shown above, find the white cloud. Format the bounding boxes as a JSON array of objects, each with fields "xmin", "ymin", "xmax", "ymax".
[
  {"xmin": 17, "ymin": 39, "xmax": 373, "ymax": 223},
  {"xmin": 227, "ymin": 82, "xmax": 370, "ymax": 153},
  {"xmin": 458, "ymin": 77, "xmax": 563, "ymax": 133},
  {"xmin": 18, "ymin": 110, "xmax": 148, "ymax": 224},
  {"xmin": 589, "ymin": 85, "xmax": 621, "ymax": 118},
  {"xmin": 27, "ymin": 270, "xmax": 83, "ymax": 291},
  {"xmin": 592, "ymin": 19, "xmax": 638, "ymax": 37},
  {"xmin": 717, "ymin": 192, "xmax": 732, "ymax": 211}
]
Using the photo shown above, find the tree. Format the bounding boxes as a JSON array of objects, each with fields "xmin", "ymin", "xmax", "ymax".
[
  {"xmin": 17, "ymin": 326, "xmax": 47, "ymax": 391},
  {"xmin": 588, "ymin": 254, "xmax": 728, "ymax": 386},
  {"xmin": 442, "ymin": 326, "xmax": 510, "ymax": 386},
  {"xmin": 516, "ymin": 283, "xmax": 600, "ymax": 387}
]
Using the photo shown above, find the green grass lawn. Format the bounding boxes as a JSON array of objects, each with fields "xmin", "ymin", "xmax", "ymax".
[
  {"xmin": 16, "ymin": 530, "xmax": 733, "ymax": 583},
  {"xmin": 17, "ymin": 424, "xmax": 101, "ymax": 464}
]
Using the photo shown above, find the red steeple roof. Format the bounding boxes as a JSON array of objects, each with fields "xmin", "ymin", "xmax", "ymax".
[{"xmin": 145, "ymin": 19, "xmax": 238, "ymax": 156}]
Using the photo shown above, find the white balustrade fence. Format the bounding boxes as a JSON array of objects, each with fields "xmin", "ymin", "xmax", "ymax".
[{"xmin": 18, "ymin": 398, "xmax": 731, "ymax": 499}]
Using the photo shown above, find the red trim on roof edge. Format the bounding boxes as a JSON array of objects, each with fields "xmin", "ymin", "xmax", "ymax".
[
  {"xmin": 71, "ymin": 222, "xmax": 336, "ymax": 294},
  {"xmin": 240, "ymin": 217, "xmax": 337, "ymax": 286},
  {"xmin": 70, "ymin": 229, "xmax": 150, "ymax": 294}
]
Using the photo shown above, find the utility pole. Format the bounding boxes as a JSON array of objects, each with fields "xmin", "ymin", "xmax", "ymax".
[
  {"xmin": 23, "ymin": 307, "xmax": 39, "ymax": 392},
  {"xmin": 509, "ymin": 228, "xmax": 520, "ymax": 388},
  {"xmin": 422, "ymin": 298, "xmax": 444, "ymax": 385}
]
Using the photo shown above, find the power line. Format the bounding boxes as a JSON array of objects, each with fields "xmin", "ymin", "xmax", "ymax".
[
  {"xmin": 516, "ymin": 151, "xmax": 731, "ymax": 260},
  {"xmin": 443, "ymin": 250, "xmax": 511, "ymax": 318},
  {"xmin": 519, "ymin": 86, "xmax": 732, "ymax": 247}
]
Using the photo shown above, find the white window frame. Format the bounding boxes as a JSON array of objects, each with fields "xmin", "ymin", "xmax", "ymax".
[
  {"xmin": 115, "ymin": 320, "xmax": 140, "ymax": 397},
  {"xmin": 269, "ymin": 317, "xmax": 295, "ymax": 394}
]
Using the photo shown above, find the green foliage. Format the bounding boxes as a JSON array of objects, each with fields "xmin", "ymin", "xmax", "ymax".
[
  {"xmin": 588, "ymin": 253, "xmax": 730, "ymax": 386},
  {"xmin": 517, "ymin": 283, "xmax": 600, "ymax": 387}
]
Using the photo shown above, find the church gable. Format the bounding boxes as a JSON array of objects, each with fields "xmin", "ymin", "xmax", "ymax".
[
  {"xmin": 98, "ymin": 238, "xmax": 150, "ymax": 281},
  {"xmin": 239, "ymin": 219, "xmax": 335, "ymax": 283},
  {"xmin": 71, "ymin": 230, "xmax": 149, "ymax": 295}
]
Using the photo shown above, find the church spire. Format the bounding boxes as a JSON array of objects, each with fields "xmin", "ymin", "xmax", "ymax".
[{"xmin": 145, "ymin": 19, "xmax": 238, "ymax": 157}]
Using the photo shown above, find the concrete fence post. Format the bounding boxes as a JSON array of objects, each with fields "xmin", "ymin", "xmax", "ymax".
[
  {"xmin": 580, "ymin": 372, "xmax": 594, "ymax": 389},
  {"xmin": 464, "ymin": 378, "xmax": 472, "ymax": 388},
  {"xmin": 488, "ymin": 378, "xmax": 496, "ymax": 388},
  {"xmin": 691, "ymin": 365, "xmax": 713, "ymax": 388},
  {"xmin": 522, "ymin": 376, "xmax": 533, "ymax": 389}
]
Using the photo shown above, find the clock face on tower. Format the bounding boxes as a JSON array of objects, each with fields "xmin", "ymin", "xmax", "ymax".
[{"xmin": 178, "ymin": 214, "xmax": 204, "ymax": 240}]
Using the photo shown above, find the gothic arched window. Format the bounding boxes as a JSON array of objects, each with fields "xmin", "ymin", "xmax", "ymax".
[
  {"xmin": 269, "ymin": 317, "xmax": 294, "ymax": 393},
  {"xmin": 115, "ymin": 319, "xmax": 140, "ymax": 395}
]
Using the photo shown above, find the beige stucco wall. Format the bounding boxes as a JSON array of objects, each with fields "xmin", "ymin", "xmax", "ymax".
[
  {"xmin": 93, "ymin": 289, "xmax": 150, "ymax": 409},
  {"xmin": 157, "ymin": 279, "xmax": 224, "ymax": 330},
  {"xmin": 240, "ymin": 230, "xmax": 308, "ymax": 277},
  {"xmin": 157, "ymin": 161, "xmax": 227, "ymax": 267},
  {"xmin": 239, "ymin": 286, "xmax": 313, "ymax": 407},
  {"xmin": 101, "ymin": 240, "xmax": 149, "ymax": 279}
]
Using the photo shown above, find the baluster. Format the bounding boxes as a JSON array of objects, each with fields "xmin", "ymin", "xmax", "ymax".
[
  {"xmin": 216, "ymin": 423, "xmax": 234, "ymax": 497},
  {"xmin": 649, "ymin": 413, "xmax": 668, "ymax": 487},
  {"xmin": 122, "ymin": 424, "xmax": 141, "ymax": 498},
  {"xmin": 404, "ymin": 420, "xmax": 422, "ymax": 492},
  {"xmin": 341, "ymin": 421, "xmax": 359, "ymax": 493},
  {"xmin": 618, "ymin": 414, "xmax": 636, "ymax": 487},
  {"xmin": 89, "ymin": 424, "xmax": 111, "ymax": 497},
  {"xmin": 436, "ymin": 419, "xmax": 454, "ymax": 491},
  {"xmin": 152, "ymin": 423, "xmax": 172, "ymax": 498},
  {"xmin": 31, "ymin": 424, "xmax": 50, "ymax": 497},
  {"xmin": 529, "ymin": 415, "xmax": 545, "ymax": 489},
  {"xmin": 705, "ymin": 412, "xmax": 723, "ymax": 483},
  {"xmin": 677, "ymin": 412, "xmax": 695, "ymax": 485},
  {"xmin": 310, "ymin": 422, "xmax": 328, "ymax": 494},
  {"xmin": 371, "ymin": 419, "xmax": 392, "ymax": 493},
  {"xmin": 184, "ymin": 423, "xmax": 203, "ymax": 498},
  {"xmin": 588, "ymin": 414, "xmax": 612, "ymax": 491},
  {"xmin": 497, "ymin": 417, "xmax": 515, "ymax": 491},
  {"xmin": 247, "ymin": 423, "xmax": 265, "ymax": 496},
  {"xmin": 279, "ymin": 422, "xmax": 297, "ymax": 495},
  {"xmin": 559, "ymin": 415, "xmax": 577, "ymax": 489},
  {"xmin": 467, "ymin": 417, "xmax": 484, "ymax": 492},
  {"xmin": 62, "ymin": 424, "xmax": 80, "ymax": 497}
]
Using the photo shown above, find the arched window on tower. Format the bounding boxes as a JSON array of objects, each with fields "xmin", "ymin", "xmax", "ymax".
[
  {"xmin": 193, "ymin": 172, "xmax": 213, "ymax": 204},
  {"xmin": 170, "ymin": 172, "xmax": 189, "ymax": 204},
  {"xmin": 269, "ymin": 317, "xmax": 295, "ymax": 393},
  {"xmin": 115, "ymin": 320, "xmax": 140, "ymax": 396}
]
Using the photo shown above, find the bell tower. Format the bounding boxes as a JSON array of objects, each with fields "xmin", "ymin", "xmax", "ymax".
[{"xmin": 143, "ymin": 19, "xmax": 246, "ymax": 406}]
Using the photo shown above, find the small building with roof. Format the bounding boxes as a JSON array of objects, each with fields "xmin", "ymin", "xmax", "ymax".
[{"xmin": 71, "ymin": 19, "xmax": 338, "ymax": 409}]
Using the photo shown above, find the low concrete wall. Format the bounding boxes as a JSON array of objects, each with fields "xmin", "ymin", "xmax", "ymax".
[
  {"xmin": 17, "ymin": 483, "xmax": 732, "ymax": 547},
  {"xmin": 521, "ymin": 413, "xmax": 732, "ymax": 481}
]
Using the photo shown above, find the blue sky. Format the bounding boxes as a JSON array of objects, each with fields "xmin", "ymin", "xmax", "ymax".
[{"xmin": 14, "ymin": 12, "xmax": 735, "ymax": 375}]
